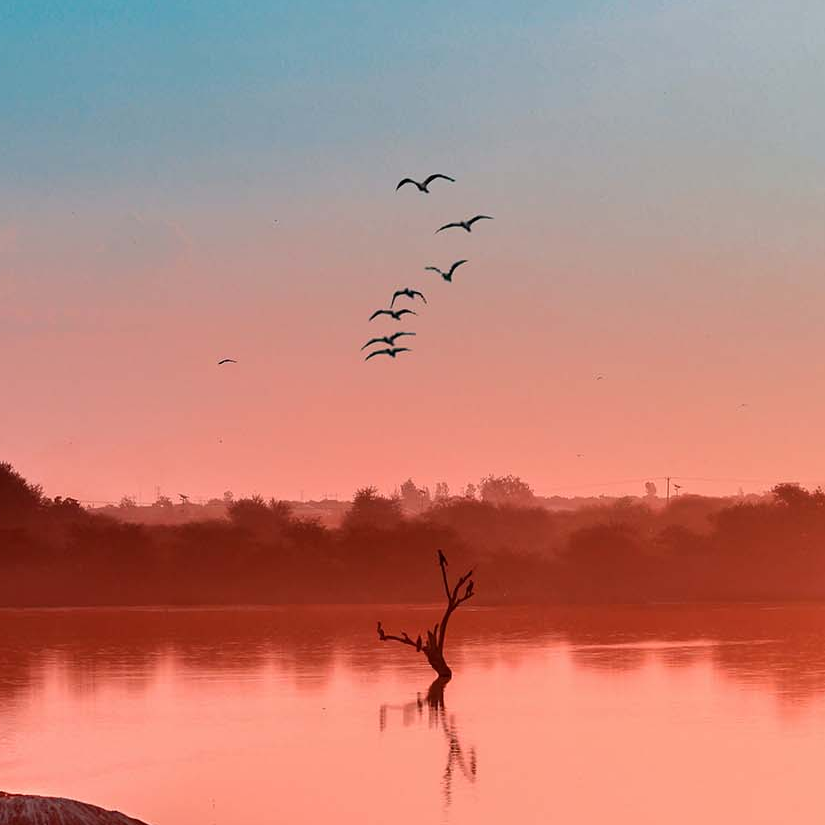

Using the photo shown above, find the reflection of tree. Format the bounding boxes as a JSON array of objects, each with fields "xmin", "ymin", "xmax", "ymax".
[{"xmin": 379, "ymin": 677, "xmax": 477, "ymax": 808}]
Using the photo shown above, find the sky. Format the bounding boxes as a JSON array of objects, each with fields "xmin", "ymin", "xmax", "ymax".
[{"xmin": 2, "ymin": 0, "xmax": 825, "ymax": 503}]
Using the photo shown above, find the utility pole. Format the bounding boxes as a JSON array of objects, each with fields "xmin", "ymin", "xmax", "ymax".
[{"xmin": 666, "ymin": 476, "xmax": 671, "ymax": 503}]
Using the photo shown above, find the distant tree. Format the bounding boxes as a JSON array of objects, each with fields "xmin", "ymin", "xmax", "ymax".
[
  {"xmin": 118, "ymin": 496, "xmax": 137, "ymax": 509},
  {"xmin": 228, "ymin": 495, "xmax": 270, "ymax": 533},
  {"xmin": 49, "ymin": 496, "xmax": 82, "ymax": 513},
  {"xmin": 479, "ymin": 474, "xmax": 535, "ymax": 507},
  {"xmin": 771, "ymin": 483, "xmax": 824, "ymax": 510},
  {"xmin": 343, "ymin": 486, "xmax": 403, "ymax": 530},
  {"xmin": 645, "ymin": 482, "xmax": 658, "ymax": 498},
  {"xmin": 434, "ymin": 482, "xmax": 450, "ymax": 502},
  {"xmin": 0, "ymin": 462, "xmax": 44, "ymax": 514},
  {"xmin": 223, "ymin": 490, "xmax": 234, "ymax": 504},
  {"xmin": 399, "ymin": 478, "xmax": 431, "ymax": 514},
  {"xmin": 463, "ymin": 483, "xmax": 477, "ymax": 500},
  {"xmin": 154, "ymin": 495, "xmax": 173, "ymax": 509},
  {"xmin": 268, "ymin": 498, "xmax": 294, "ymax": 527}
]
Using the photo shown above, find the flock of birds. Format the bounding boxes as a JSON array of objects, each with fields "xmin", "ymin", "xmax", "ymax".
[{"xmin": 360, "ymin": 173, "xmax": 494, "ymax": 362}]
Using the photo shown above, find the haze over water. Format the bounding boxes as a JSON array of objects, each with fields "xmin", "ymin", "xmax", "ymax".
[{"xmin": 2, "ymin": 605, "xmax": 824, "ymax": 825}]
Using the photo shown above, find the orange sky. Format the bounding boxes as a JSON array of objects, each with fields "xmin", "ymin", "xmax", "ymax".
[{"xmin": 3, "ymin": 1, "xmax": 825, "ymax": 502}]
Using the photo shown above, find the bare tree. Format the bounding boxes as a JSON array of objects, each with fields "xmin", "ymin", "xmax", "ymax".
[{"xmin": 376, "ymin": 550, "xmax": 474, "ymax": 678}]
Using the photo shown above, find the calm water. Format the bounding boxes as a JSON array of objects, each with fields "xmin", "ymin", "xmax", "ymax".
[{"xmin": 2, "ymin": 605, "xmax": 825, "ymax": 824}]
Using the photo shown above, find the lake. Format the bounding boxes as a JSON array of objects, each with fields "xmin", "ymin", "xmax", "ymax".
[{"xmin": 2, "ymin": 605, "xmax": 825, "ymax": 824}]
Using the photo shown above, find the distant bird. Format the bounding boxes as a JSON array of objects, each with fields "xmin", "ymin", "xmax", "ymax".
[
  {"xmin": 576, "ymin": 453, "xmax": 584, "ymax": 458},
  {"xmin": 368, "ymin": 308, "xmax": 417, "ymax": 322},
  {"xmin": 416, "ymin": 635, "xmax": 422, "ymax": 652},
  {"xmin": 391, "ymin": 288, "xmax": 426, "ymax": 307},
  {"xmin": 738, "ymin": 403, "xmax": 749, "ymax": 409},
  {"xmin": 595, "ymin": 374, "xmax": 605, "ymax": 381},
  {"xmin": 360, "ymin": 331, "xmax": 416, "ymax": 350},
  {"xmin": 396, "ymin": 174, "xmax": 455, "ymax": 193},
  {"xmin": 435, "ymin": 215, "xmax": 493, "ymax": 234},
  {"xmin": 438, "ymin": 549, "xmax": 448, "ymax": 567},
  {"xmin": 364, "ymin": 347, "xmax": 411, "ymax": 362},
  {"xmin": 425, "ymin": 259, "xmax": 468, "ymax": 282},
  {"xmin": 218, "ymin": 358, "xmax": 237, "ymax": 365}
]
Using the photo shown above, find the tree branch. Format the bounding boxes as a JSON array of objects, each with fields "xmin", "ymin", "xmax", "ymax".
[
  {"xmin": 439, "ymin": 550, "xmax": 451, "ymax": 601},
  {"xmin": 376, "ymin": 552, "xmax": 476, "ymax": 677}
]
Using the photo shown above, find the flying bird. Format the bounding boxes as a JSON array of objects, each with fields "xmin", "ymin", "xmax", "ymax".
[
  {"xmin": 218, "ymin": 359, "xmax": 237, "ymax": 365},
  {"xmin": 438, "ymin": 549, "xmax": 448, "ymax": 567},
  {"xmin": 576, "ymin": 453, "xmax": 585, "ymax": 458},
  {"xmin": 391, "ymin": 288, "xmax": 426, "ymax": 307},
  {"xmin": 368, "ymin": 308, "xmax": 417, "ymax": 322},
  {"xmin": 738, "ymin": 403, "xmax": 749, "ymax": 409},
  {"xmin": 360, "ymin": 331, "xmax": 416, "ymax": 350},
  {"xmin": 595, "ymin": 374, "xmax": 605, "ymax": 381},
  {"xmin": 435, "ymin": 215, "xmax": 493, "ymax": 234},
  {"xmin": 364, "ymin": 347, "xmax": 411, "ymax": 362},
  {"xmin": 425, "ymin": 259, "xmax": 468, "ymax": 282},
  {"xmin": 396, "ymin": 174, "xmax": 455, "ymax": 193}
]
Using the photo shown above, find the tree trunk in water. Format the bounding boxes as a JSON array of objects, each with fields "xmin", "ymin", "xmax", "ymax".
[
  {"xmin": 376, "ymin": 550, "xmax": 474, "ymax": 680},
  {"xmin": 425, "ymin": 647, "xmax": 452, "ymax": 679}
]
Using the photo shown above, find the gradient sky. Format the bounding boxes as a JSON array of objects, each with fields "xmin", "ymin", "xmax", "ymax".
[{"xmin": 3, "ymin": 0, "xmax": 825, "ymax": 503}]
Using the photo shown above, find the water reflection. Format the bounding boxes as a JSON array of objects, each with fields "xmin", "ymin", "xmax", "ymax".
[
  {"xmin": 2, "ymin": 606, "xmax": 825, "ymax": 825},
  {"xmin": 379, "ymin": 677, "xmax": 477, "ymax": 808},
  {"xmin": 3, "ymin": 605, "xmax": 825, "ymax": 705}
]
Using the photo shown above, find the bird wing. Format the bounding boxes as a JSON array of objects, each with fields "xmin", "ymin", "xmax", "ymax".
[
  {"xmin": 435, "ymin": 222, "xmax": 462, "ymax": 234},
  {"xmin": 397, "ymin": 309, "xmax": 417, "ymax": 317},
  {"xmin": 389, "ymin": 331, "xmax": 416, "ymax": 343},
  {"xmin": 411, "ymin": 290, "xmax": 427, "ymax": 303},
  {"xmin": 369, "ymin": 309, "xmax": 391, "ymax": 321},
  {"xmin": 390, "ymin": 290, "xmax": 404, "ymax": 307},
  {"xmin": 423, "ymin": 173, "xmax": 455, "ymax": 186},
  {"xmin": 395, "ymin": 178, "xmax": 417, "ymax": 191},
  {"xmin": 449, "ymin": 259, "xmax": 469, "ymax": 275},
  {"xmin": 365, "ymin": 349, "xmax": 392, "ymax": 361},
  {"xmin": 217, "ymin": 359, "xmax": 237, "ymax": 364},
  {"xmin": 360, "ymin": 337, "xmax": 386, "ymax": 351},
  {"xmin": 424, "ymin": 266, "xmax": 443, "ymax": 274},
  {"xmin": 390, "ymin": 348, "xmax": 411, "ymax": 355},
  {"xmin": 467, "ymin": 215, "xmax": 493, "ymax": 226}
]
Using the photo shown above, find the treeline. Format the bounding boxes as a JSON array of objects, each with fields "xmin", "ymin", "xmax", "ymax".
[{"xmin": 2, "ymin": 462, "xmax": 825, "ymax": 606}]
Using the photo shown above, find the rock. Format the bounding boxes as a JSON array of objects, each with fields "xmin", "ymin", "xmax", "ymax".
[{"xmin": 0, "ymin": 792, "xmax": 149, "ymax": 825}]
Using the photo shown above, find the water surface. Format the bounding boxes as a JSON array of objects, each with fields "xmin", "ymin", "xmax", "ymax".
[{"xmin": 2, "ymin": 605, "xmax": 825, "ymax": 824}]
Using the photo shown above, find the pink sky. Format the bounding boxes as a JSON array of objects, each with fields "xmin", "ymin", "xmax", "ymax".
[{"xmin": 3, "ymin": 0, "xmax": 825, "ymax": 502}]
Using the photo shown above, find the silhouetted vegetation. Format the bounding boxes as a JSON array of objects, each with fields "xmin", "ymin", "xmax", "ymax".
[{"xmin": 2, "ymin": 463, "xmax": 825, "ymax": 606}]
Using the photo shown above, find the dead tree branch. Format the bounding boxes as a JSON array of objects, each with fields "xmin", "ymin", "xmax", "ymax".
[{"xmin": 376, "ymin": 549, "xmax": 475, "ymax": 679}]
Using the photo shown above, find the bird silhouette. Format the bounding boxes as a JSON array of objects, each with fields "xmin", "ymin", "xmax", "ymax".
[
  {"xmin": 438, "ymin": 549, "xmax": 448, "ymax": 567},
  {"xmin": 435, "ymin": 215, "xmax": 493, "ymax": 234},
  {"xmin": 364, "ymin": 347, "xmax": 411, "ymax": 362},
  {"xmin": 360, "ymin": 331, "xmax": 416, "ymax": 351},
  {"xmin": 595, "ymin": 374, "xmax": 605, "ymax": 381},
  {"xmin": 369, "ymin": 308, "xmax": 417, "ymax": 322},
  {"xmin": 396, "ymin": 174, "xmax": 455, "ymax": 193},
  {"xmin": 391, "ymin": 288, "xmax": 426, "ymax": 307},
  {"xmin": 218, "ymin": 358, "xmax": 237, "ymax": 365},
  {"xmin": 576, "ymin": 453, "xmax": 584, "ymax": 458},
  {"xmin": 425, "ymin": 260, "xmax": 468, "ymax": 282}
]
